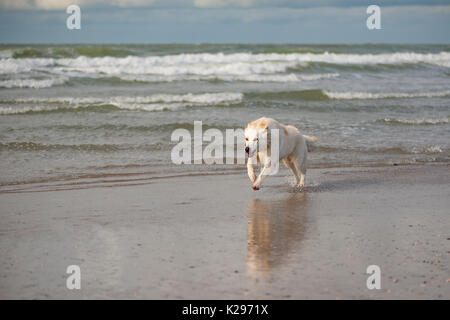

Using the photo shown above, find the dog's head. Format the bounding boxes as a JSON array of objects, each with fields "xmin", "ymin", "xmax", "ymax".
[{"xmin": 245, "ymin": 121, "xmax": 269, "ymax": 158}]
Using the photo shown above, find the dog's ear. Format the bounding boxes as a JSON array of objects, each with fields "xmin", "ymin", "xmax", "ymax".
[{"xmin": 258, "ymin": 120, "xmax": 268, "ymax": 130}]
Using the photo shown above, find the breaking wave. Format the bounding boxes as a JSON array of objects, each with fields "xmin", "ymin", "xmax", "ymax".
[
  {"xmin": 317, "ymin": 145, "xmax": 446, "ymax": 155},
  {"xmin": 1, "ymin": 50, "xmax": 448, "ymax": 86},
  {"xmin": 0, "ymin": 92, "xmax": 244, "ymax": 115},
  {"xmin": 379, "ymin": 117, "xmax": 449, "ymax": 125},
  {"xmin": 324, "ymin": 90, "xmax": 450, "ymax": 100},
  {"xmin": 0, "ymin": 77, "xmax": 68, "ymax": 88},
  {"xmin": 0, "ymin": 141, "xmax": 165, "ymax": 152}
]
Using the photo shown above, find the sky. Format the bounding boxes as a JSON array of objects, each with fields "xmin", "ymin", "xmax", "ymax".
[{"xmin": 0, "ymin": 0, "xmax": 450, "ymax": 43}]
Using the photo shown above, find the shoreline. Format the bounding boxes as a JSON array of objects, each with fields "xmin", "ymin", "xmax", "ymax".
[{"xmin": 1, "ymin": 161, "xmax": 448, "ymax": 193}]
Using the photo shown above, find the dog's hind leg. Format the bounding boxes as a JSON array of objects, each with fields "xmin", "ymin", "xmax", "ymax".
[
  {"xmin": 299, "ymin": 167, "xmax": 306, "ymax": 188},
  {"xmin": 292, "ymin": 152, "xmax": 307, "ymax": 189},
  {"xmin": 283, "ymin": 158, "xmax": 299, "ymax": 186},
  {"xmin": 292, "ymin": 158, "xmax": 306, "ymax": 188}
]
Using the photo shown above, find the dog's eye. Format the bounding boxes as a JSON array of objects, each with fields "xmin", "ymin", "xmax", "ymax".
[{"xmin": 245, "ymin": 137, "xmax": 248, "ymax": 141}]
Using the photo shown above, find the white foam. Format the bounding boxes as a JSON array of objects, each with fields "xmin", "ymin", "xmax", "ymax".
[
  {"xmin": 412, "ymin": 146, "xmax": 443, "ymax": 154},
  {"xmin": 54, "ymin": 51, "xmax": 450, "ymax": 69},
  {"xmin": 382, "ymin": 117, "xmax": 449, "ymax": 125},
  {"xmin": 0, "ymin": 77, "xmax": 67, "ymax": 88},
  {"xmin": 53, "ymin": 51, "xmax": 450, "ymax": 78},
  {"xmin": 0, "ymin": 92, "xmax": 244, "ymax": 115},
  {"xmin": 119, "ymin": 72, "xmax": 339, "ymax": 83},
  {"xmin": 0, "ymin": 105, "xmax": 62, "ymax": 115},
  {"xmin": 11, "ymin": 92, "xmax": 243, "ymax": 105},
  {"xmin": 0, "ymin": 58, "xmax": 55, "ymax": 74},
  {"xmin": 1, "ymin": 51, "xmax": 448, "ymax": 83},
  {"xmin": 297, "ymin": 73, "xmax": 340, "ymax": 81},
  {"xmin": 0, "ymin": 102, "xmax": 201, "ymax": 114},
  {"xmin": 54, "ymin": 55, "xmax": 298, "ymax": 77},
  {"xmin": 106, "ymin": 102, "xmax": 189, "ymax": 112},
  {"xmin": 324, "ymin": 90, "xmax": 450, "ymax": 100},
  {"xmin": 222, "ymin": 72, "xmax": 339, "ymax": 82}
]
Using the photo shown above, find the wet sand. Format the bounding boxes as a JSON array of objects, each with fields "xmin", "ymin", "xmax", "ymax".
[{"xmin": 0, "ymin": 163, "xmax": 449, "ymax": 299}]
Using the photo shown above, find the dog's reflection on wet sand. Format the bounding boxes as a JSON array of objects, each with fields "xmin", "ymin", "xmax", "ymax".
[{"xmin": 246, "ymin": 193, "xmax": 309, "ymax": 278}]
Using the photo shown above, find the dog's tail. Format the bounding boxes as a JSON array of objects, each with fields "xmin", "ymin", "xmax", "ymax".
[{"xmin": 303, "ymin": 135, "xmax": 318, "ymax": 152}]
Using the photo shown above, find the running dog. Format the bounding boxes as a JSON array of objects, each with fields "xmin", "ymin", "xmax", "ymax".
[{"xmin": 245, "ymin": 117, "xmax": 318, "ymax": 190}]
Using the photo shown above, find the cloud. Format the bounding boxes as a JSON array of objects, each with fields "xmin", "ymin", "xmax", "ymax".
[
  {"xmin": 193, "ymin": 0, "xmax": 450, "ymax": 9},
  {"xmin": 109, "ymin": 0, "xmax": 156, "ymax": 8},
  {"xmin": 0, "ymin": 0, "xmax": 156, "ymax": 10},
  {"xmin": 2, "ymin": 0, "xmax": 450, "ymax": 10},
  {"xmin": 34, "ymin": 0, "xmax": 82, "ymax": 10},
  {"xmin": 0, "ymin": 0, "xmax": 34, "ymax": 10},
  {"xmin": 194, "ymin": 0, "xmax": 258, "ymax": 8}
]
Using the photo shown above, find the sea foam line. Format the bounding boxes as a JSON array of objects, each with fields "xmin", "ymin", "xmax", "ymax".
[
  {"xmin": 0, "ymin": 92, "xmax": 244, "ymax": 115},
  {"xmin": 0, "ymin": 77, "xmax": 68, "ymax": 88},
  {"xmin": 6, "ymin": 92, "xmax": 243, "ymax": 105},
  {"xmin": 119, "ymin": 72, "xmax": 339, "ymax": 83},
  {"xmin": 381, "ymin": 117, "xmax": 449, "ymax": 125},
  {"xmin": 1, "ymin": 51, "xmax": 449, "ymax": 76},
  {"xmin": 324, "ymin": 90, "xmax": 450, "ymax": 100}
]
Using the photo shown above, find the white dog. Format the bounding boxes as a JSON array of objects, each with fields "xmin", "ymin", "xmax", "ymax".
[{"xmin": 245, "ymin": 117, "xmax": 318, "ymax": 191}]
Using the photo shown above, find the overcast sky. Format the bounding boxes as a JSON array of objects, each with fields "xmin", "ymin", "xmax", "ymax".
[{"xmin": 0, "ymin": 0, "xmax": 449, "ymax": 43}]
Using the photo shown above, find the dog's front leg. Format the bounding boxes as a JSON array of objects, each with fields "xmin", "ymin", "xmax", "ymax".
[
  {"xmin": 252, "ymin": 159, "xmax": 275, "ymax": 190},
  {"xmin": 247, "ymin": 154, "xmax": 257, "ymax": 183}
]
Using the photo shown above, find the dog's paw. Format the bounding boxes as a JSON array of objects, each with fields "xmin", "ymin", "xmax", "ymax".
[
  {"xmin": 252, "ymin": 184, "xmax": 260, "ymax": 191},
  {"xmin": 290, "ymin": 181, "xmax": 299, "ymax": 187}
]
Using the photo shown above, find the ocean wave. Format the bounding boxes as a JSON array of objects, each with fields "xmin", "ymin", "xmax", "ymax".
[
  {"xmin": 0, "ymin": 103, "xmax": 192, "ymax": 115},
  {"xmin": 3, "ymin": 46, "xmax": 135, "ymax": 59},
  {"xmin": 42, "ymin": 122, "xmax": 232, "ymax": 133},
  {"xmin": 118, "ymin": 72, "xmax": 339, "ymax": 83},
  {"xmin": 316, "ymin": 145, "xmax": 447, "ymax": 155},
  {"xmin": 248, "ymin": 89, "xmax": 329, "ymax": 101},
  {"xmin": 411, "ymin": 146, "xmax": 444, "ymax": 154},
  {"xmin": 1, "ymin": 51, "xmax": 448, "ymax": 79},
  {"xmin": 249, "ymin": 89, "xmax": 450, "ymax": 102},
  {"xmin": 324, "ymin": 90, "xmax": 450, "ymax": 100},
  {"xmin": 0, "ymin": 77, "xmax": 68, "ymax": 88},
  {"xmin": 9, "ymin": 92, "xmax": 243, "ymax": 105},
  {"xmin": 0, "ymin": 49, "xmax": 13, "ymax": 59},
  {"xmin": 0, "ymin": 92, "xmax": 243, "ymax": 115},
  {"xmin": 0, "ymin": 141, "xmax": 165, "ymax": 152},
  {"xmin": 0, "ymin": 104, "xmax": 114, "ymax": 115},
  {"xmin": 58, "ymin": 58, "xmax": 297, "ymax": 78},
  {"xmin": 0, "ymin": 141, "xmax": 121, "ymax": 152},
  {"xmin": 236, "ymin": 73, "xmax": 339, "ymax": 82},
  {"xmin": 379, "ymin": 117, "xmax": 449, "ymax": 125},
  {"xmin": 12, "ymin": 51, "xmax": 450, "ymax": 67},
  {"xmin": 0, "ymin": 56, "xmax": 297, "ymax": 76},
  {"xmin": 3, "ymin": 46, "xmax": 329, "ymax": 59},
  {"xmin": 377, "ymin": 146, "xmax": 446, "ymax": 155},
  {"xmin": 0, "ymin": 58, "xmax": 55, "ymax": 74}
]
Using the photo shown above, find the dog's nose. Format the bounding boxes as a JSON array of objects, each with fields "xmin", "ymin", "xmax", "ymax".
[{"xmin": 245, "ymin": 146, "xmax": 249, "ymax": 153}]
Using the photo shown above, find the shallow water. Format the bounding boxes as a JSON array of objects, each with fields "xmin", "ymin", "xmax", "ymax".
[{"xmin": 0, "ymin": 44, "xmax": 449, "ymax": 185}]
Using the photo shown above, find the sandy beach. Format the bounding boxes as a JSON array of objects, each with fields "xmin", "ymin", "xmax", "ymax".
[
  {"xmin": 0, "ymin": 163, "xmax": 448, "ymax": 299},
  {"xmin": 1, "ymin": 0, "xmax": 450, "ymax": 305}
]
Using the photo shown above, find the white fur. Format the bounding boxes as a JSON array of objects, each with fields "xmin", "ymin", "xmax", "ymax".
[{"xmin": 245, "ymin": 117, "xmax": 318, "ymax": 191}]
